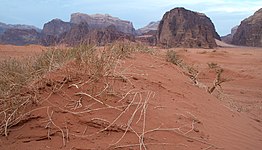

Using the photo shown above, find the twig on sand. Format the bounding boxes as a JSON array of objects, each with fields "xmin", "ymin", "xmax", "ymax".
[
  {"xmin": 45, "ymin": 107, "xmax": 66, "ymax": 147},
  {"xmin": 75, "ymin": 92, "xmax": 121, "ymax": 111}
]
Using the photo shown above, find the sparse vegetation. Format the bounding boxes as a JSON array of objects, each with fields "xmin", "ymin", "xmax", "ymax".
[
  {"xmin": 0, "ymin": 41, "xmax": 154, "ymax": 137},
  {"xmin": 208, "ymin": 62, "xmax": 219, "ymax": 69},
  {"xmin": 208, "ymin": 68, "xmax": 228, "ymax": 94},
  {"xmin": 166, "ymin": 50, "xmax": 182, "ymax": 65}
]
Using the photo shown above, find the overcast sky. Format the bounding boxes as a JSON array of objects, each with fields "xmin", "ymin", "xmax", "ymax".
[{"xmin": 0, "ymin": 0, "xmax": 261, "ymax": 36}]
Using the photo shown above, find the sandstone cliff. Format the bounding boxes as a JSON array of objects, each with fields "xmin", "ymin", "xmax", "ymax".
[
  {"xmin": 232, "ymin": 8, "xmax": 262, "ymax": 47},
  {"xmin": 157, "ymin": 7, "xmax": 220, "ymax": 48}
]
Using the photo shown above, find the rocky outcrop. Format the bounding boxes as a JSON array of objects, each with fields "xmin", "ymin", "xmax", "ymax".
[
  {"xmin": 62, "ymin": 23, "xmax": 134, "ymax": 46},
  {"xmin": 157, "ymin": 7, "xmax": 220, "ymax": 48},
  {"xmin": 70, "ymin": 13, "xmax": 135, "ymax": 35},
  {"xmin": 42, "ymin": 19, "xmax": 72, "ymax": 37},
  {"xmin": 232, "ymin": 8, "xmax": 262, "ymax": 47},
  {"xmin": 221, "ymin": 26, "xmax": 238, "ymax": 44},
  {"xmin": 0, "ymin": 28, "xmax": 40, "ymax": 45},
  {"xmin": 136, "ymin": 21, "xmax": 160, "ymax": 35},
  {"xmin": 41, "ymin": 19, "xmax": 72, "ymax": 45}
]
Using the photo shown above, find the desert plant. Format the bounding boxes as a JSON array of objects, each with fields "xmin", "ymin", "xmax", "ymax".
[
  {"xmin": 166, "ymin": 50, "xmax": 182, "ymax": 65},
  {"xmin": 208, "ymin": 62, "xmax": 218, "ymax": 69},
  {"xmin": 208, "ymin": 68, "xmax": 227, "ymax": 94}
]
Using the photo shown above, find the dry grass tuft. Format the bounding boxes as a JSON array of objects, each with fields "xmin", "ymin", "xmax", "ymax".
[
  {"xmin": 166, "ymin": 50, "xmax": 182, "ymax": 65},
  {"xmin": 0, "ymin": 41, "xmax": 153, "ymax": 136}
]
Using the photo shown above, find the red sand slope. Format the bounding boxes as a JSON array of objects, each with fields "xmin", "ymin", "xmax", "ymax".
[{"xmin": 0, "ymin": 45, "xmax": 262, "ymax": 150}]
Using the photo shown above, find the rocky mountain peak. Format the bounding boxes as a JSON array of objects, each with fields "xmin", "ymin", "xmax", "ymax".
[
  {"xmin": 157, "ymin": 7, "xmax": 220, "ymax": 48},
  {"xmin": 42, "ymin": 19, "xmax": 72, "ymax": 37}
]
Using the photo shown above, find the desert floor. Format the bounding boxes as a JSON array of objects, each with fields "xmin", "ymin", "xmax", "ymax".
[{"xmin": 0, "ymin": 44, "xmax": 261, "ymax": 150}]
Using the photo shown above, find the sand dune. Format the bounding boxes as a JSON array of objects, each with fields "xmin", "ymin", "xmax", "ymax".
[{"xmin": 0, "ymin": 45, "xmax": 261, "ymax": 150}]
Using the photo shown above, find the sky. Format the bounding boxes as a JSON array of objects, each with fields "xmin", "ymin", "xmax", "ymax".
[{"xmin": 0, "ymin": 0, "xmax": 261, "ymax": 36}]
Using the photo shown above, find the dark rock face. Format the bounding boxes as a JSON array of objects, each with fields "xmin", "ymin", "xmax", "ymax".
[
  {"xmin": 232, "ymin": 8, "xmax": 262, "ymax": 47},
  {"xmin": 157, "ymin": 7, "xmax": 220, "ymax": 48},
  {"xmin": 62, "ymin": 23, "xmax": 90, "ymax": 45},
  {"xmin": 70, "ymin": 13, "xmax": 135, "ymax": 35},
  {"xmin": 221, "ymin": 26, "xmax": 238, "ymax": 44}
]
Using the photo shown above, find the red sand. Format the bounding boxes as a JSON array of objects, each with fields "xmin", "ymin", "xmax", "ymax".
[
  {"xmin": 0, "ymin": 44, "xmax": 46, "ymax": 60},
  {"xmin": 0, "ymin": 45, "xmax": 262, "ymax": 150}
]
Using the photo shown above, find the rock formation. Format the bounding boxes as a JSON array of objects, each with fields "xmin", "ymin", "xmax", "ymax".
[
  {"xmin": 0, "ymin": 22, "xmax": 41, "ymax": 45},
  {"xmin": 0, "ymin": 28, "xmax": 40, "ymax": 45},
  {"xmin": 221, "ymin": 26, "xmax": 238, "ymax": 44},
  {"xmin": 42, "ymin": 19, "xmax": 72, "ymax": 37},
  {"xmin": 157, "ymin": 7, "xmax": 220, "ymax": 48},
  {"xmin": 70, "ymin": 13, "xmax": 135, "ymax": 35},
  {"xmin": 135, "ymin": 21, "xmax": 159, "ymax": 46},
  {"xmin": 62, "ymin": 23, "xmax": 134, "ymax": 46},
  {"xmin": 0, "ymin": 22, "xmax": 41, "ymax": 34},
  {"xmin": 232, "ymin": 8, "xmax": 262, "ymax": 47},
  {"xmin": 136, "ymin": 21, "xmax": 160, "ymax": 35}
]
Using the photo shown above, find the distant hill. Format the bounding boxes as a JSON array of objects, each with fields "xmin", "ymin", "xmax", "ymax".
[{"xmin": 136, "ymin": 21, "xmax": 160, "ymax": 35}]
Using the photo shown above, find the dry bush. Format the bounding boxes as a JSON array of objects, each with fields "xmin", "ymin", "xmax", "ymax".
[
  {"xmin": 166, "ymin": 50, "xmax": 182, "ymax": 65},
  {"xmin": 208, "ymin": 62, "xmax": 218, "ymax": 69}
]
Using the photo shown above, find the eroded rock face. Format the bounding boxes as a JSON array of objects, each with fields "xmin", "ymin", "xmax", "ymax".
[
  {"xmin": 157, "ymin": 7, "xmax": 220, "ymax": 48},
  {"xmin": 70, "ymin": 13, "xmax": 135, "ymax": 35},
  {"xmin": 232, "ymin": 8, "xmax": 262, "ymax": 47}
]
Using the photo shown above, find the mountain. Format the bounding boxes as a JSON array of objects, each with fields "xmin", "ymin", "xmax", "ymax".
[
  {"xmin": 232, "ymin": 8, "xmax": 262, "ymax": 47},
  {"xmin": 221, "ymin": 26, "xmax": 238, "ymax": 44},
  {"xmin": 0, "ymin": 22, "xmax": 41, "ymax": 45},
  {"xmin": 157, "ymin": 7, "xmax": 220, "ymax": 48},
  {"xmin": 42, "ymin": 19, "xmax": 72, "ymax": 37},
  {"xmin": 70, "ymin": 13, "xmax": 135, "ymax": 35},
  {"xmin": 136, "ymin": 21, "xmax": 160, "ymax": 35},
  {"xmin": 0, "ymin": 28, "xmax": 40, "ymax": 46}
]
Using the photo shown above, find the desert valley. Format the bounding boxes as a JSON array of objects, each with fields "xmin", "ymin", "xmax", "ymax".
[{"xmin": 0, "ymin": 6, "xmax": 262, "ymax": 150}]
